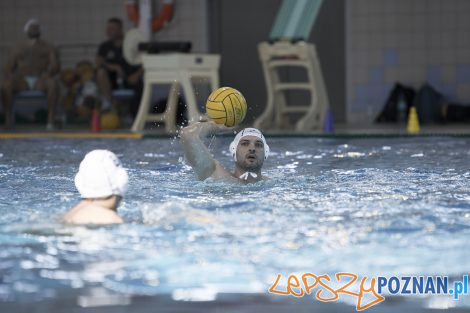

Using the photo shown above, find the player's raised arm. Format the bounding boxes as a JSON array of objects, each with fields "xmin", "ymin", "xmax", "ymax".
[
  {"xmin": 179, "ymin": 121, "xmax": 229, "ymax": 180},
  {"xmin": 181, "ymin": 87, "xmax": 269, "ymax": 183}
]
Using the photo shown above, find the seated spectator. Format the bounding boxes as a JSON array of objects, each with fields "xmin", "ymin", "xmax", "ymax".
[
  {"xmin": 1, "ymin": 19, "xmax": 60, "ymax": 129},
  {"xmin": 61, "ymin": 61, "xmax": 110, "ymax": 123},
  {"xmin": 73, "ymin": 61, "xmax": 100, "ymax": 119},
  {"xmin": 96, "ymin": 17, "xmax": 143, "ymax": 117}
]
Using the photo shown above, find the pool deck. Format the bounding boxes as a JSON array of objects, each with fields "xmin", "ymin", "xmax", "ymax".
[
  {"xmin": 1, "ymin": 291, "xmax": 468, "ymax": 313},
  {"xmin": 1, "ymin": 122, "xmax": 470, "ymax": 139}
]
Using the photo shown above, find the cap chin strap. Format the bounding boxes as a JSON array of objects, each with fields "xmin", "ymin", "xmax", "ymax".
[{"xmin": 239, "ymin": 172, "xmax": 258, "ymax": 180}]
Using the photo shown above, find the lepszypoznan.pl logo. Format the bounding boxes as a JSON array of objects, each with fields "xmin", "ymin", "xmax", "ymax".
[{"xmin": 269, "ymin": 273, "xmax": 468, "ymax": 311}]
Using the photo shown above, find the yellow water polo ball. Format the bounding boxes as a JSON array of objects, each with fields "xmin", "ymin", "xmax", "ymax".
[
  {"xmin": 101, "ymin": 111, "xmax": 120, "ymax": 129},
  {"xmin": 205, "ymin": 87, "xmax": 247, "ymax": 127}
]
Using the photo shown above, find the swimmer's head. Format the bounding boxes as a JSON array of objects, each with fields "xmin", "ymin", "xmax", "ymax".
[
  {"xmin": 24, "ymin": 19, "xmax": 40, "ymax": 39},
  {"xmin": 74, "ymin": 150, "xmax": 128, "ymax": 199},
  {"xmin": 229, "ymin": 128, "xmax": 269, "ymax": 171},
  {"xmin": 106, "ymin": 17, "xmax": 123, "ymax": 41}
]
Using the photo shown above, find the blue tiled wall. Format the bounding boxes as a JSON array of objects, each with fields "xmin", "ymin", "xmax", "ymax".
[{"xmin": 347, "ymin": 0, "xmax": 470, "ymax": 123}]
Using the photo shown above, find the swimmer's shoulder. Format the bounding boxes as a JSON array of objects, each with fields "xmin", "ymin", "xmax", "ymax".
[
  {"xmin": 210, "ymin": 160, "xmax": 236, "ymax": 181},
  {"xmin": 63, "ymin": 203, "xmax": 123, "ymax": 225},
  {"xmin": 207, "ymin": 162, "xmax": 269, "ymax": 183}
]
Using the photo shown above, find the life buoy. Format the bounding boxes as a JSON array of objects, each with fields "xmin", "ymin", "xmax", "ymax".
[{"xmin": 126, "ymin": 0, "xmax": 174, "ymax": 33}]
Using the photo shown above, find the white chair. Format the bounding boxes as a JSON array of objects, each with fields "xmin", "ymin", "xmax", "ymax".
[
  {"xmin": 254, "ymin": 41, "xmax": 329, "ymax": 131},
  {"xmin": 131, "ymin": 53, "xmax": 220, "ymax": 133},
  {"xmin": 254, "ymin": 0, "xmax": 329, "ymax": 131}
]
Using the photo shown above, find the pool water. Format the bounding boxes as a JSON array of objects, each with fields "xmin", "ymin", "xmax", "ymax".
[{"xmin": 0, "ymin": 136, "xmax": 469, "ymax": 308}]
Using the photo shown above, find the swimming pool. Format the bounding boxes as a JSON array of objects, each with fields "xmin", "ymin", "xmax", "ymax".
[{"xmin": 0, "ymin": 136, "xmax": 469, "ymax": 311}]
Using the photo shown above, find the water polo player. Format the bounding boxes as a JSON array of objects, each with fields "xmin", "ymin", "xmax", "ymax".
[
  {"xmin": 63, "ymin": 149, "xmax": 128, "ymax": 224},
  {"xmin": 180, "ymin": 121, "xmax": 270, "ymax": 183}
]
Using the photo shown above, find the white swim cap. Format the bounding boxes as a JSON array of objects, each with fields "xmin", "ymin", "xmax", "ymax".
[
  {"xmin": 229, "ymin": 128, "xmax": 270, "ymax": 161},
  {"xmin": 74, "ymin": 150, "xmax": 128, "ymax": 198},
  {"xmin": 24, "ymin": 19, "xmax": 39, "ymax": 33}
]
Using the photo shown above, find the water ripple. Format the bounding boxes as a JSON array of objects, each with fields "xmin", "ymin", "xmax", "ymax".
[{"xmin": 0, "ymin": 137, "xmax": 469, "ymax": 305}]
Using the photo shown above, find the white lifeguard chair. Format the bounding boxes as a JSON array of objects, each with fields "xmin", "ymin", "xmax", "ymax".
[
  {"xmin": 254, "ymin": 0, "xmax": 329, "ymax": 132},
  {"xmin": 131, "ymin": 53, "xmax": 219, "ymax": 133},
  {"xmin": 123, "ymin": 29, "xmax": 220, "ymax": 133}
]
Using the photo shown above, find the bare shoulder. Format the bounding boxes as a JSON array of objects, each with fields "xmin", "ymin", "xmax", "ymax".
[
  {"xmin": 210, "ymin": 161, "xmax": 236, "ymax": 180},
  {"xmin": 63, "ymin": 204, "xmax": 123, "ymax": 225}
]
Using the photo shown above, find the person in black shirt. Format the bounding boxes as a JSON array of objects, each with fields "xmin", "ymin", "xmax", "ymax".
[{"xmin": 96, "ymin": 17, "xmax": 142, "ymax": 115}]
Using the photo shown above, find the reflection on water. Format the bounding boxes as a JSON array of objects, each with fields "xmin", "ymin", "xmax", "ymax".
[{"xmin": 0, "ymin": 137, "xmax": 469, "ymax": 306}]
